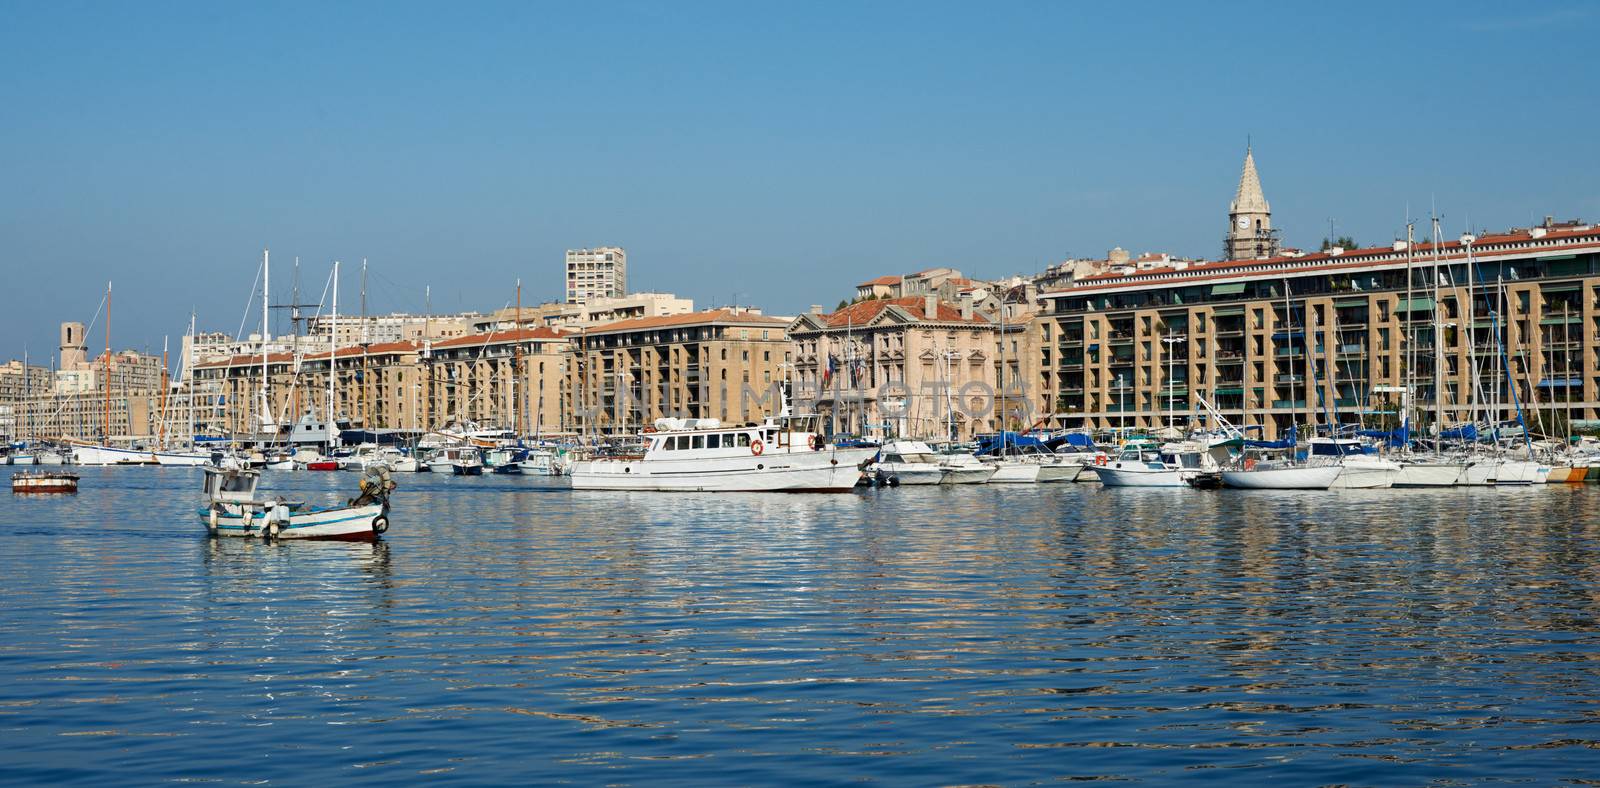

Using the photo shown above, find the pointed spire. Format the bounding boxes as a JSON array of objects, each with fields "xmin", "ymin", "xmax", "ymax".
[{"xmin": 1230, "ymin": 145, "xmax": 1270, "ymax": 215}]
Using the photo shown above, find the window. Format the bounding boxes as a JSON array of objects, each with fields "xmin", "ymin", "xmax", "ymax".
[
  {"xmin": 707, "ymin": 434, "xmax": 721, "ymax": 449},
  {"xmin": 737, "ymin": 433, "xmax": 751, "ymax": 447},
  {"xmin": 692, "ymin": 435, "xmax": 705, "ymax": 449},
  {"xmin": 673, "ymin": 436, "xmax": 689, "ymax": 450}
]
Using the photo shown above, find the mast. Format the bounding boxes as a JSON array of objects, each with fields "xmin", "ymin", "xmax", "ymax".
[
  {"xmin": 188, "ymin": 312, "xmax": 197, "ymax": 451},
  {"xmin": 1282, "ymin": 277, "xmax": 1295, "ymax": 440},
  {"xmin": 158, "ymin": 336, "xmax": 168, "ymax": 447},
  {"xmin": 515, "ymin": 279, "xmax": 524, "ymax": 437},
  {"xmin": 1430, "ymin": 216, "xmax": 1446, "ymax": 441},
  {"xmin": 359, "ymin": 259, "xmax": 368, "ymax": 430},
  {"xmin": 104, "ymin": 281, "xmax": 112, "ymax": 444},
  {"xmin": 1402, "ymin": 220, "xmax": 1415, "ymax": 449},
  {"xmin": 261, "ymin": 248, "xmax": 271, "ymax": 437},
  {"xmin": 327, "ymin": 261, "xmax": 340, "ymax": 452}
]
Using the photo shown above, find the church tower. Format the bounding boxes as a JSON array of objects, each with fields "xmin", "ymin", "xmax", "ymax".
[{"xmin": 1223, "ymin": 146, "xmax": 1280, "ymax": 261}]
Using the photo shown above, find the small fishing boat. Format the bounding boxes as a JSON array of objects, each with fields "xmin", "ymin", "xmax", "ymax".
[
  {"xmin": 12, "ymin": 471, "xmax": 80, "ymax": 494},
  {"xmin": 199, "ymin": 465, "xmax": 395, "ymax": 540}
]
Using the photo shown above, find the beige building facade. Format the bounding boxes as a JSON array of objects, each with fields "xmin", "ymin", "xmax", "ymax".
[
  {"xmin": 566, "ymin": 310, "xmax": 790, "ymax": 435},
  {"xmin": 788, "ymin": 295, "xmax": 1014, "ymax": 440}
]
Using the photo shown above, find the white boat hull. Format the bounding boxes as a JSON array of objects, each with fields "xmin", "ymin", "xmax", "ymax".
[
  {"xmin": 986, "ymin": 461, "xmax": 1041, "ymax": 483},
  {"xmin": 939, "ymin": 466, "xmax": 996, "ymax": 484},
  {"xmin": 1328, "ymin": 458, "xmax": 1402, "ymax": 489},
  {"xmin": 202, "ymin": 502, "xmax": 387, "ymax": 540},
  {"xmin": 1393, "ymin": 460, "xmax": 1465, "ymax": 487},
  {"xmin": 875, "ymin": 465, "xmax": 945, "ymax": 485},
  {"xmin": 1089, "ymin": 462, "xmax": 1189, "ymax": 487},
  {"xmin": 10, "ymin": 455, "xmax": 36, "ymax": 466},
  {"xmin": 1033, "ymin": 462, "xmax": 1083, "ymax": 482},
  {"xmin": 1221, "ymin": 465, "xmax": 1342, "ymax": 490},
  {"xmin": 572, "ymin": 447, "xmax": 872, "ymax": 492},
  {"xmin": 154, "ymin": 450, "xmax": 212, "ymax": 467},
  {"xmin": 71, "ymin": 444, "xmax": 210, "ymax": 466}
]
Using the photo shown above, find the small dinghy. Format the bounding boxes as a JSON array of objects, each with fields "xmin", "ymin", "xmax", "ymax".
[
  {"xmin": 12, "ymin": 471, "xmax": 79, "ymax": 494},
  {"xmin": 200, "ymin": 464, "xmax": 396, "ymax": 541}
]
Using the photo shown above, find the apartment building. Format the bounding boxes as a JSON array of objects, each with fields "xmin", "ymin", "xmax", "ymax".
[
  {"xmin": 566, "ymin": 247, "xmax": 627, "ymax": 305},
  {"xmin": 565, "ymin": 309, "xmax": 790, "ymax": 435},
  {"xmin": 1036, "ymin": 221, "xmax": 1600, "ymax": 439}
]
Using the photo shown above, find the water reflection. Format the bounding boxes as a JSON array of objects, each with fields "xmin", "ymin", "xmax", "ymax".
[{"xmin": 2, "ymin": 467, "xmax": 1600, "ymax": 783}]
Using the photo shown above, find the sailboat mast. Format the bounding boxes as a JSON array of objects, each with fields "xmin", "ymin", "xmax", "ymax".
[
  {"xmin": 515, "ymin": 279, "xmax": 524, "ymax": 437},
  {"xmin": 188, "ymin": 312, "xmax": 197, "ymax": 451},
  {"xmin": 104, "ymin": 281, "xmax": 112, "ymax": 444},
  {"xmin": 1431, "ymin": 216, "xmax": 1446, "ymax": 437},
  {"xmin": 158, "ymin": 336, "xmax": 169, "ymax": 447},
  {"xmin": 262, "ymin": 249, "xmax": 271, "ymax": 436},
  {"xmin": 328, "ymin": 261, "xmax": 340, "ymax": 451}
]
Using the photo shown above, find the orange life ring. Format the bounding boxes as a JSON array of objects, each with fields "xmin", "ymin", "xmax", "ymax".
[
  {"xmin": 1094, "ymin": 455, "xmax": 1107, "ymax": 466},
  {"xmin": 1244, "ymin": 457, "xmax": 1257, "ymax": 471},
  {"xmin": 810, "ymin": 435, "xmax": 823, "ymax": 451},
  {"xmin": 750, "ymin": 439, "xmax": 764, "ymax": 456}
]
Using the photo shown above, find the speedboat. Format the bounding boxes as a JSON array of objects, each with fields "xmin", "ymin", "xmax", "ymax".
[
  {"xmin": 570, "ymin": 415, "xmax": 872, "ymax": 492},
  {"xmin": 199, "ymin": 465, "xmax": 395, "ymax": 541},
  {"xmin": 929, "ymin": 449, "xmax": 997, "ymax": 484},
  {"xmin": 873, "ymin": 440, "xmax": 949, "ymax": 485},
  {"xmin": 1089, "ymin": 437, "xmax": 1224, "ymax": 487},
  {"xmin": 428, "ymin": 446, "xmax": 483, "ymax": 476}
]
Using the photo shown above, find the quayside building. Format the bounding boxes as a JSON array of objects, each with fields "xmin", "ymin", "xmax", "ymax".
[{"xmin": 1035, "ymin": 221, "xmax": 1600, "ymax": 439}]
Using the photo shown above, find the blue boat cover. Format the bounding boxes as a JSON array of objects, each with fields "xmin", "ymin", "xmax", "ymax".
[{"xmin": 1245, "ymin": 423, "xmax": 1297, "ymax": 449}]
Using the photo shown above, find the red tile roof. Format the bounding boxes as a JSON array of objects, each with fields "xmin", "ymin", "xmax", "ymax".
[
  {"xmin": 582, "ymin": 309, "xmax": 789, "ymax": 336},
  {"xmin": 1051, "ymin": 224, "xmax": 1600, "ymax": 296},
  {"xmin": 431, "ymin": 327, "xmax": 568, "ymax": 349},
  {"xmin": 857, "ymin": 275, "xmax": 901, "ymax": 287},
  {"xmin": 822, "ymin": 296, "xmax": 988, "ymax": 327}
]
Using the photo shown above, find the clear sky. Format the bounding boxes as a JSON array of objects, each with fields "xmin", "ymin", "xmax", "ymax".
[{"xmin": 2, "ymin": 1, "xmax": 1597, "ymax": 359}]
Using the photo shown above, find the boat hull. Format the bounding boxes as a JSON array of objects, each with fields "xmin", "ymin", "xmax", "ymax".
[
  {"xmin": 1033, "ymin": 462, "xmax": 1083, "ymax": 482},
  {"xmin": 571, "ymin": 447, "xmax": 872, "ymax": 492},
  {"xmin": 1221, "ymin": 465, "xmax": 1342, "ymax": 490},
  {"xmin": 875, "ymin": 465, "xmax": 945, "ymax": 485},
  {"xmin": 939, "ymin": 466, "xmax": 996, "ymax": 484},
  {"xmin": 12, "ymin": 473, "xmax": 79, "ymax": 493},
  {"xmin": 1328, "ymin": 459, "xmax": 1401, "ymax": 489},
  {"xmin": 1393, "ymin": 460, "xmax": 1465, "ymax": 487},
  {"xmin": 1089, "ymin": 463, "xmax": 1188, "ymax": 487},
  {"xmin": 986, "ymin": 461, "xmax": 1041, "ymax": 483},
  {"xmin": 201, "ymin": 502, "xmax": 386, "ymax": 541}
]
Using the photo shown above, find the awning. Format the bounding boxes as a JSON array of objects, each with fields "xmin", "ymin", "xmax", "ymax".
[
  {"xmin": 1211, "ymin": 282, "xmax": 1247, "ymax": 296},
  {"xmin": 1398, "ymin": 297, "xmax": 1435, "ymax": 312},
  {"xmin": 1213, "ymin": 387, "xmax": 1245, "ymax": 396},
  {"xmin": 1540, "ymin": 283, "xmax": 1581, "ymax": 293},
  {"xmin": 1334, "ymin": 297, "xmax": 1367, "ymax": 308},
  {"xmin": 1210, "ymin": 305, "xmax": 1245, "ymax": 317}
]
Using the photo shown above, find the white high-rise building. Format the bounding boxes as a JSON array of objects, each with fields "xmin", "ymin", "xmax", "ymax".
[{"xmin": 565, "ymin": 247, "xmax": 627, "ymax": 305}]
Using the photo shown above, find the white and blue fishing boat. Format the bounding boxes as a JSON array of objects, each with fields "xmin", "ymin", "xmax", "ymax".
[{"xmin": 199, "ymin": 464, "xmax": 395, "ymax": 541}]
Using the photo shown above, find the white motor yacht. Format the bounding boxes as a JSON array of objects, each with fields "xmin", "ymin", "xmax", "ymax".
[{"xmin": 570, "ymin": 415, "xmax": 872, "ymax": 492}]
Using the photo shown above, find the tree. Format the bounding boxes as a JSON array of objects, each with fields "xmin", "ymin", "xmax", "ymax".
[
  {"xmin": 1320, "ymin": 236, "xmax": 1359, "ymax": 251},
  {"xmin": 836, "ymin": 299, "xmax": 850, "ymax": 311}
]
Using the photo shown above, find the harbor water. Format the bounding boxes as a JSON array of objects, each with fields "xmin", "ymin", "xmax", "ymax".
[{"xmin": 3, "ymin": 466, "xmax": 1600, "ymax": 784}]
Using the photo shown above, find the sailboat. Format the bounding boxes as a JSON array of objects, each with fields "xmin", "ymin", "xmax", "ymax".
[{"xmin": 1218, "ymin": 284, "xmax": 1341, "ymax": 490}]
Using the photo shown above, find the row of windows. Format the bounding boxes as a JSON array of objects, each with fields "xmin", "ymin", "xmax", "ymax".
[{"xmin": 654, "ymin": 432, "xmax": 754, "ymax": 451}]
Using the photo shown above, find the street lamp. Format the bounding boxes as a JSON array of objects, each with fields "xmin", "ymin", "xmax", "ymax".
[{"xmin": 1161, "ymin": 331, "xmax": 1187, "ymax": 431}]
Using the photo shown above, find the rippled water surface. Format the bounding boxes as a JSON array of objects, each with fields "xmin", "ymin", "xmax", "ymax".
[{"xmin": 4, "ymin": 467, "xmax": 1600, "ymax": 785}]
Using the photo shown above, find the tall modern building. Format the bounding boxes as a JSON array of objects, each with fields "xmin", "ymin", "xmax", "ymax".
[
  {"xmin": 566, "ymin": 247, "xmax": 627, "ymax": 305},
  {"xmin": 1223, "ymin": 146, "xmax": 1280, "ymax": 261}
]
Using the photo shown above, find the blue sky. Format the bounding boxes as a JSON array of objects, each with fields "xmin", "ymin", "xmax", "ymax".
[{"xmin": 2, "ymin": 1, "xmax": 1597, "ymax": 358}]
